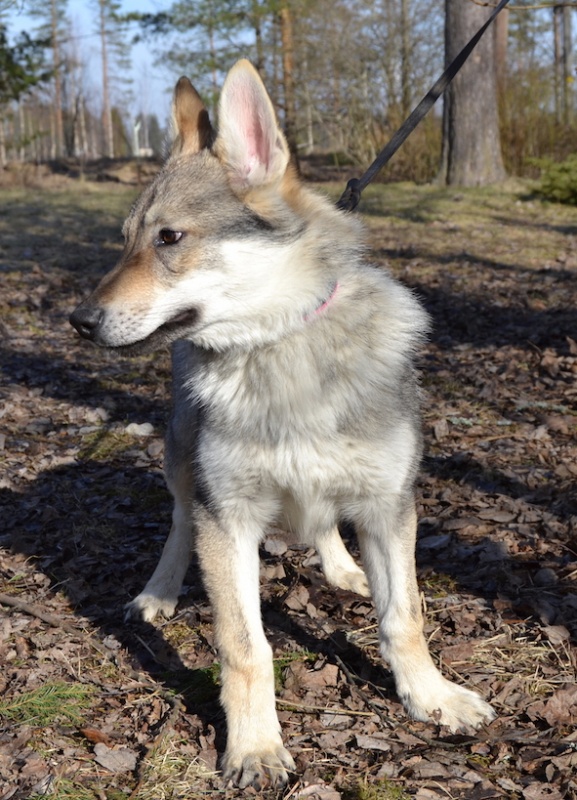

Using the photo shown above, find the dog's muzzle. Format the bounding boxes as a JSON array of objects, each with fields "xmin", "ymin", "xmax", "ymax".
[{"xmin": 70, "ymin": 301, "xmax": 200, "ymax": 353}]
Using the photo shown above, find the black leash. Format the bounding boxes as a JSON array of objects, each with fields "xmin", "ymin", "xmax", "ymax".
[{"xmin": 336, "ymin": 0, "xmax": 511, "ymax": 212}]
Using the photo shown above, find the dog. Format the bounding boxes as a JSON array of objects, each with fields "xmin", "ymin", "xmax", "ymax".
[{"xmin": 70, "ymin": 59, "xmax": 495, "ymax": 790}]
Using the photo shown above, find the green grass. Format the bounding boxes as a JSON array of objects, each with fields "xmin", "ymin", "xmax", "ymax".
[
  {"xmin": 0, "ymin": 681, "xmax": 95, "ymax": 726},
  {"xmin": 322, "ymin": 178, "xmax": 577, "ymax": 273},
  {"xmin": 29, "ymin": 779, "xmax": 98, "ymax": 800},
  {"xmin": 78, "ymin": 428, "xmax": 138, "ymax": 461},
  {"xmin": 344, "ymin": 778, "xmax": 412, "ymax": 800},
  {"xmin": 421, "ymin": 572, "xmax": 459, "ymax": 598},
  {"xmin": 273, "ymin": 649, "xmax": 317, "ymax": 691}
]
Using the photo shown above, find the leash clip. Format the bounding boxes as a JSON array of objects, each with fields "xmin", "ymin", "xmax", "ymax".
[{"xmin": 336, "ymin": 178, "xmax": 361, "ymax": 213}]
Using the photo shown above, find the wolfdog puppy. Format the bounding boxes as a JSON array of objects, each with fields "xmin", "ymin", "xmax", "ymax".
[{"xmin": 70, "ymin": 60, "xmax": 494, "ymax": 789}]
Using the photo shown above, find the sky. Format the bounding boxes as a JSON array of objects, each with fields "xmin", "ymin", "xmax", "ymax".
[{"xmin": 2, "ymin": 0, "xmax": 176, "ymax": 124}]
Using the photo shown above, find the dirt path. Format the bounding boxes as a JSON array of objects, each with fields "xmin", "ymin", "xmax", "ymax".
[{"xmin": 1, "ymin": 179, "xmax": 576, "ymax": 800}]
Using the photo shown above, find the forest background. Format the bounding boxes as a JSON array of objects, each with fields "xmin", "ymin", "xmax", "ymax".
[
  {"xmin": 2, "ymin": 1, "xmax": 577, "ymax": 798},
  {"xmin": 0, "ymin": 0, "xmax": 576, "ymax": 186}
]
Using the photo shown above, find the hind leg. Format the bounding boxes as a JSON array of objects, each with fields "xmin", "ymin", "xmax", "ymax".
[
  {"xmin": 356, "ymin": 496, "xmax": 495, "ymax": 731},
  {"xmin": 126, "ymin": 459, "xmax": 193, "ymax": 623},
  {"xmin": 315, "ymin": 527, "xmax": 370, "ymax": 597}
]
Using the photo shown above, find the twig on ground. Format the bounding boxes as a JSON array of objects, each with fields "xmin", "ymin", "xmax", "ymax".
[
  {"xmin": 0, "ymin": 592, "xmax": 76, "ymax": 630},
  {"xmin": 276, "ymin": 698, "xmax": 373, "ymax": 717}
]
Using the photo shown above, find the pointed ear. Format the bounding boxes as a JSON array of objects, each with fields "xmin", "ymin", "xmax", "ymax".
[
  {"xmin": 171, "ymin": 76, "xmax": 214, "ymax": 156},
  {"xmin": 215, "ymin": 59, "xmax": 290, "ymax": 191}
]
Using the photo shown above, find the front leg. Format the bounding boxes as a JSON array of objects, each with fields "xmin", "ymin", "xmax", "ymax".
[{"xmin": 194, "ymin": 504, "xmax": 295, "ymax": 789}]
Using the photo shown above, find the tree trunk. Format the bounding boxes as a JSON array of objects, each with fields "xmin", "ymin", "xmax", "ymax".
[
  {"xmin": 440, "ymin": 0, "xmax": 506, "ymax": 186},
  {"xmin": 49, "ymin": 110, "xmax": 56, "ymax": 159},
  {"xmin": 554, "ymin": 6, "xmax": 563, "ymax": 123},
  {"xmin": 279, "ymin": 3, "xmax": 298, "ymax": 162},
  {"xmin": 400, "ymin": 0, "xmax": 411, "ymax": 117},
  {"xmin": 78, "ymin": 93, "xmax": 88, "ymax": 157},
  {"xmin": 50, "ymin": 0, "xmax": 64, "ymax": 158},
  {"xmin": 99, "ymin": 0, "xmax": 114, "ymax": 158},
  {"xmin": 0, "ymin": 117, "xmax": 6, "ymax": 167},
  {"xmin": 18, "ymin": 101, "xmax": 25, "ymax": 161},
  {"xmin": 562, "ymin": 5, "xmax": 573, "ymax": 124},
  {"xmin": 494, "ymin": 6, "xmax": 508, "ymax": 97}
]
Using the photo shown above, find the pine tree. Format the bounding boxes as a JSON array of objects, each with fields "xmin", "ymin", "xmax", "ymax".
[
  {"xmin": 94, "ymin": 0, "xmax": 132, "ymax": 158},
  {"xmin": 440, "ymin": 0, "xmax": 505, "ymax": 186},
  {"xmin": 0, "ymin": 24, "xmax": 51, "ymax": 165},
  {"xmin": 26, "ymin": 0, "xmax": 68, "ymax": 157}
]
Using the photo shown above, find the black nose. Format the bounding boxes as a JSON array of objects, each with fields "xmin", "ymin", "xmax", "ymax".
[{"xmin": 69, "ymin": 305, "xmax": 104, "ymax": 340}]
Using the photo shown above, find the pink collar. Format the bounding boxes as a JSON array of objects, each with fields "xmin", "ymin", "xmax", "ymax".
[{"xmin": 305, "ymin": 280, "xmax": 339, "ymax": 322}]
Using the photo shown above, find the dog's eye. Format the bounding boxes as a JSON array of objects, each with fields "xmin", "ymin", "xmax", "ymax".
[{"xmin": 157, "ymin": 228, "xmax": 183, "ymax": 246}]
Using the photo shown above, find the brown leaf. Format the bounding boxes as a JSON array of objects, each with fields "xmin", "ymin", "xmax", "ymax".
[
  {"xmin": 522, "ymin": 785, "xmax": 564, "ymax": 800},
  {"xmin": 442, "ymin": 516, "xmax": 481, "ymax": 531},
  {"xmin": 301, "ymin": 663, "xmax": 340, "ymax": 690},
  {"xmin": 319, "ymin": 712, "xmax": 353, "ymax": 729},
  {"xmin": 318, "ymin": 730, "xmax": 351, "ymax": 753},
  {"xmin": 540, "ymin": 350, "xmax": 561, "ymax": 377},
  {"xmin": 440, "ymin": 642, "xmax": 475, "ymax": 664},
  {"xmin": 527, "ymin": 685, "xmax": 577, "ymax": 726},
  {"xmin": 433, "ymin": 418, "xmax": 449, "ymax": 441},
  {"xmin": 284, "ymin": 584, "xmax": 310, "ymax": 611},
  {"xmin": 542, "ymin": 624, "xmax": 570, "ymax": 645},
  {"xmin": 294, "ymin": 783, "xmax": 342, "ymax": 800},
  {"xmin": 355, "ymin": 733, "xmax": 391, "ymax": 753},
  {"xmin": 477, "ymin": 509, "xmax": 517, "ymax": 523},
  {"xmin": 78, "ymin": 727, "xmax": 114, "ymax": 747},
  {"xmin": 411, "ymin": 761, "xmax": 451, "ymax": 779}
]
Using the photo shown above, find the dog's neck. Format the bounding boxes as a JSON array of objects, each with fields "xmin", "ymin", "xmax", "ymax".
[{"xmin": 305, "ymin": 280, "xmax": 339, "ymax": 322}]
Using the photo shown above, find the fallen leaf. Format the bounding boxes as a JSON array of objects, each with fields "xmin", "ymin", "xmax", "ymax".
[
  {"xmin": 79, "ymin": 727, "xmax": 114, "ymax": 747},
  {"xmin": 527, "ymin": 685, "xmax": 577, "ymax": 726},
  {"xmin": 93, "ymin": 743, "xmax": 138, "ymax": 773},
  {"xmin": 522, "ymin": 785, "xmax": 564, "ymax": 800},
  {"xmin": 294, "ymin": 783, "xmax": 342, "ymax": 800},
  {"xmin": 355, "ymin": 733, "xmax": 391, "ymax": 753}
]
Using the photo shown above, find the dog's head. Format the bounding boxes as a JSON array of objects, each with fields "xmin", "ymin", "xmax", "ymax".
[{"xmin": 70, "ymin": 60, "xmax": 337, "ymax": 353}]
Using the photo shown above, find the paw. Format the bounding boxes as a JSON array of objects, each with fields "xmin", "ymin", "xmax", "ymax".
[
  {"xmin": 124, "ymin": 592, "xmax": 178, "ymax": 623},
  {"xmin": 327, "ymin": 565, "xmax": 371, "ymax": 597},
  {"xmin": 405, "ymin": 678, "xmax": 495, "ymax": 732},
  {"xmin": 222, "ymin": 745, "xmax": 296, "ymax": 790}
]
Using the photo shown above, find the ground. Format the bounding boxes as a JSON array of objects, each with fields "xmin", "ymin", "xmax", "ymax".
[{"xmin": 0, "ymin": 170, "xmax": 576, "ymax": 800}]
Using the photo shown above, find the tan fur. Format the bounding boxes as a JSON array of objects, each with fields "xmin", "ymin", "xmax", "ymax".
[
  {"xmin": 94, "ymin": 252, "xmax": 157, "ymax": 305},
  {"xmin": 172, "ymin": 77, "xmax": 214, "ymax": 155},
  {"xmin": 70, "ymin": 60, "xmax": 495, "ymax": 791}
]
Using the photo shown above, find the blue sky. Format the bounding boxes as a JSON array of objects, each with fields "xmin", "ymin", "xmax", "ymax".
[{"xmin": 2, "ymin": 0, "xmax": 176, "ymax": 123}]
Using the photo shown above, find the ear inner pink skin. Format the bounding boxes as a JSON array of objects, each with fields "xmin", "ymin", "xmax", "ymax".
[
  {"xmin": 245, "ymin": 107, "xmax": 269, "ymax": 171},
  {"xmin": 228, "ymin": 78, "xmax": 274, "ymax": 176}
]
